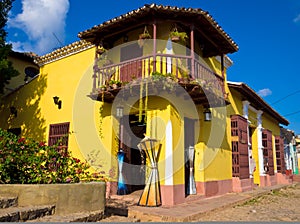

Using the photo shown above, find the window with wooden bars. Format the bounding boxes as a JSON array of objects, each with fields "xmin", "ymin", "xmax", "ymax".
[
  {"xmin": 275, "ymin": 136, "xmax": 285, "ymax": 174},
  {"xmin": 262, "ymin": 129, "xmax": 274, "ymax": 175},
  {"xmin": 48, "ymin": 122, "xmax": 70, "ymax": 150},
  {"xmin": 231, "ymin": 115, "xmax": 250, "ymax": 179}
]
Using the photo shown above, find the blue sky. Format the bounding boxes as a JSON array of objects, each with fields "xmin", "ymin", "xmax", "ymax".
[{"xmin": 6, "ymin": 0, "xmax": 300, "ymax": 134}]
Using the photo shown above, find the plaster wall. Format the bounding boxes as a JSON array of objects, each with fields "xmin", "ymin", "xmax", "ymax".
[{"xmin": 0, "ymin": 182, "xmax": 106, "ymax": 215}]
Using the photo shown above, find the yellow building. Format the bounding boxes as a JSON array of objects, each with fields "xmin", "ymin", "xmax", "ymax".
[
  {"xmin": 3, "ymin": 51, "xmax": 39, "ymax": 96},
  {"xmin": 0, "ymin": 51, "xmax": 39, "ymax": 136},
  {"xmin": 227, "ymin": 81, "xmax": 290, "ymax": 189},
  {"xmin": 0, "ymin": 4, "xmax": 290, "ymax": 206}
]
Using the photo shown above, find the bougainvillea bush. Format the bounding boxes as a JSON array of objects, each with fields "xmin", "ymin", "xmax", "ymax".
[{"xmin": 0, "ymin": 128, "xmax": 91, "ymax": 184}]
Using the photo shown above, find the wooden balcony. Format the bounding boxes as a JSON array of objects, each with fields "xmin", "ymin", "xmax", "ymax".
[{"xmin": 90, "ymin": 54, "xmax": 227, "ymax": 107}]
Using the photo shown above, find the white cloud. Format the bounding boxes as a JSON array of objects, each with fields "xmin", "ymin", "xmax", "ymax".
[
  {"xmin": 293, "ymin": 14, "xmax": 300, "ymax": 23},
  {"xmin": 9, "ymin": 41, "xmax": 33, "ymax": 53},
  {"xmin": 257, "ymin": 88, "xmax": 272, "ymax": 97},
  {"xmin": 8, "ymin": 0, "xmax": 70, "ymax": 55},
  {"xmin": 9, "ymin": 41, "xmax": 25, "ymax": 52}
]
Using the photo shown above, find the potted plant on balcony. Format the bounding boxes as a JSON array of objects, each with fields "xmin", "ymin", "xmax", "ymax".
[
  {"xmin": 169, "ymin": 27, "xmax": 188, "ymax": 44},
  {"xmin": 96, "ymin": 46, "xmax": 107, "ymax": 55},
  {"xmin": 100, "ymin": 85, "xmax": 107, "ymax": 91},
  {"xmin": 109, "ymin": 80, "xmax": 122, "ymax": 89},
  {"xmin": 138, "ymin": 26, "xmax": 151, "ymax": 48},
  {"xmin": 178, "ymin": 66, "xmax": 190, "ymax": 83}
]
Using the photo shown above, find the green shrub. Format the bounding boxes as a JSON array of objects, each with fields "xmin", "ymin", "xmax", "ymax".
[{"xmin": 0, "ymin": 128, "xmax": 91, "ymax": 184}]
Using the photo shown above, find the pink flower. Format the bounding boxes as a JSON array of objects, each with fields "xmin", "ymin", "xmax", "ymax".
[
  {"xmin": 18, "ymin": 138, "xmax": 25, "ymax": 143},
  {"xmin": 73, "ymin": 157, "xmax": 80, "ymax": 163},
  {"xmin": 92, "ymin": 173, "xmax": 99, "ymax": 178}
]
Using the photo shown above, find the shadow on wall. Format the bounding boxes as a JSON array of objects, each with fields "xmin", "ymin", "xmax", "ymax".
[
  {"xmin": 0, "ymin": 74, "xmax": 47, "ymax": 141},
  {"xmin": 199, "ymin": 107, "xmax": 230, "ymax": 151}
]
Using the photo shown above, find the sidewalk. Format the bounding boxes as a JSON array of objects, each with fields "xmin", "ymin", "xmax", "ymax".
[{"xmin": 124, "ymin": 184, "xmax": 294, "ymax": 222}]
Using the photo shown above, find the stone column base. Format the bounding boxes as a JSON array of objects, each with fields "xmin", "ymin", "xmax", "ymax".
[
  {"xmin": 196, "ymin": 179, "xmax": 232, "ymax": 197},
  {"xmin": 232, "ymin": 177, "xmax": 254, "ymax": 193},
  {"xmin": 260, "ymin": 174, "xmax": 277, "ymax": 187},
  {"xmin": 276, "ymin": 173, "xmax": 292, "ymax": 184},
  {"xmin": 160, "ymin": 184, "xmax": 185, "ymax": 206}
]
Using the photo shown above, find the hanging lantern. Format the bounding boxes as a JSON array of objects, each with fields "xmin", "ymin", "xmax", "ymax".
[{"xmin": 203, "ymin": 108, "xmax": 212, "ymax": 121}]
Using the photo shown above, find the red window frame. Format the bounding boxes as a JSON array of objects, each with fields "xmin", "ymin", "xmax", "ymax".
[{"xmin": 48, "ymin": 122, "xmax": 70, "ymax": 150}]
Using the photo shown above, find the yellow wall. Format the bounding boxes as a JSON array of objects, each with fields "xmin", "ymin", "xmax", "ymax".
[
  {"xmin": 227, "ymin": 84, "xmax": 283, "ymax": 185},
  {"xmin": 250, "ymin": 127, "xmax": 259, "ymax": 184},
  {"xmin": 262, "ymin": 113, "xmax": 280, "ymax": 136},
  {"xmin": 0, "ymin": 47, "xmax": 105, "ymax": 170},
  {"xmin": 263, "ymin": 113, "xmax": 281, "ymax": 174},
  {"xmin": 0, "ymin": 74, "xmax": 47, "ymax": 140},
  {"xmin": 170, "ymin": 105, "xmax": 185, "ymax": 185},
  {"xmin": 194, "ymin": 105, "xmax": 232, "ymax": 182},
  {"xmin": 3, "ymin": 55, "xmax": 39, "ymax": 95},
  {"xmin": 145, "ymin": 98, "xmax": 172, "ymax": 185}
]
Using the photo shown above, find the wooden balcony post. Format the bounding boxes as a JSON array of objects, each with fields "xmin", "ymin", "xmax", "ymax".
[
  {"xmin": 153, "ymin": 22, "xmax": 157, "ymax": 73},
  {"xmin": 221, "ymin": 54, "xmax": 226, "ymax": 96},
  {"xmin": 221, "ymin": 54, "xmax": 225, "ymax": 79},
  {"xmin": 190, "ymin": 27, "xmax": 195, "ymax": 79},
  {"xmin": 92, "ymin": 45, "xmax": 99, "ymax": 93}
]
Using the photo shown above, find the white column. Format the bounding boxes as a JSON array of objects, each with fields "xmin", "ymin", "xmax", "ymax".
[
  {"xmin": 165, "ymin": 120, "xmax": 173, "ymax": 185},
  {"xmin": 285, "ymin": 143, "xmax": 291, "ymax": 170},
  {"xmin": 242, "ymin": 101, "xmax": 250, "ymax": 120},
  {"xmin": 257, "ymin": 110, "xmax": 265, "ymax": 176},
  {"xmin": 243, "ymin": 101, "xmax": 253, "ymax": 177},
  {"xmin": 290, "ymin": 142, "xmax": 296, "ymax": 173},
  {"xmin": 243, "ymin": 100, "xmax": 253, "ymax": 178}
]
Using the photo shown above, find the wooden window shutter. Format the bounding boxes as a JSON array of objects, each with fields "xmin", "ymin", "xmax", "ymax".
[
  {"xmin": 231, "ymin": 115, "xmax": 250, "ymax": 179},
  {"xmin": 275, "ymin": 136, "xmax": 285, "ymax": 174},
  {"xmin": 48, "ymin": 122, "xmax": 70, "ymax": 150},
  {"xmin": 262, "ymin": 129, "xmax": 274, "ymax": 175}
]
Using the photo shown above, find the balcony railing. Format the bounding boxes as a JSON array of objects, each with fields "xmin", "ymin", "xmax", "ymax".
[{"xmin": 92, "ymin": 54, "xmax": 226, "ymax": 104}]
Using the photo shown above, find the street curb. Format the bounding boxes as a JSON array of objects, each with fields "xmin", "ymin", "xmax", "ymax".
[{"xmin": 127, "ymin": 183, "xmax": 296, "ymax": 222}]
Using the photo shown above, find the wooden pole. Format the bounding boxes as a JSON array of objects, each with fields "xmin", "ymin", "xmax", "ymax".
[
  {"xmin": 190, "ymin": 27, "xmax": 195, "ymax": 79},
  {"xmin": 153, "ymin": 22, "xmax": 157, "ymax": 73}
]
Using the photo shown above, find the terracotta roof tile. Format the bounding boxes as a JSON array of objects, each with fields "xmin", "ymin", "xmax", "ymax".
[
  {"xmin": 78, "ymin": 4, "xmax": 238, "ymax": 53},
  {"xmin": 35, "ymin": 40, "xmax": 94, "ymax": 66},
  {"xmin": 228, "ymin": 81, "xmax": 289, "ymax": 126},
  {"xmin": 9, "ymin": 51, "xmax": 39, "ymax": 63}
]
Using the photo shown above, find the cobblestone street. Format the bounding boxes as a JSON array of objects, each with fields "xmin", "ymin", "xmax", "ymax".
[
  {"xmin": 100, "ymin": 183, "xmax": 300, "ymax": 222},
  {"xmin": 195, "ymin": 184, "xmax": 300, "ymax": 222}
]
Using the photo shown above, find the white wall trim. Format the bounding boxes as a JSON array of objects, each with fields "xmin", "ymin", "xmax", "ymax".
[
  {"xmin": 165, "ymin": 120, "xmax": 173, "ymax": 185},
  {"xmin": 257, "ymin": 110, "xmax": 265, "ymax": 176}
]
